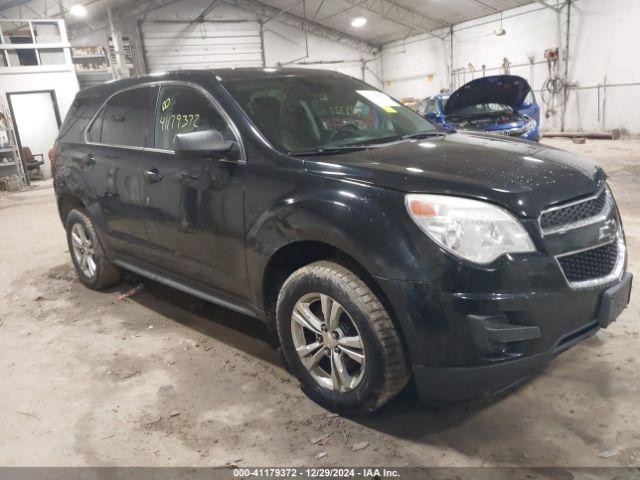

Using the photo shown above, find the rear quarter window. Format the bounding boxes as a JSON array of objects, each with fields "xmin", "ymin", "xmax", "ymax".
[{"xmin": 57, "ymin": 96, "xmax": 102, "ymax": 144}]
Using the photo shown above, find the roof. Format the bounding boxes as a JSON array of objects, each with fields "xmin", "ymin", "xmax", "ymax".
[{"xmin": 76, "ymin": 67, "xmax": 350, "ymax": 96}]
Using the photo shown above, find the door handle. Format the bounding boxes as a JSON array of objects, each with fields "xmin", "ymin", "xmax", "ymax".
[
  {"xmin": 85, "ymin": 154, "xmax": 96, "ymax": 167},
  {"xmin": 143, "ymin": 168, "xmax": 163, "ymax": 183}
]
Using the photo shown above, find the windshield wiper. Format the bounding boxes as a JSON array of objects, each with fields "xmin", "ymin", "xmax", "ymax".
[
  {"xmin": 402, "ymin": 131, "xmax": 448, "ymax": 140},
  {"xmin": 289, "ymin": 131, "xmax": 448, "ymax": 156},
  {"xmin": 287, "ymin": 145, "xmax": 368, "ymax": 156}
]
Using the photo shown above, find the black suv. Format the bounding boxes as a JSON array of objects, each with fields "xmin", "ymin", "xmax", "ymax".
[{"xmin": 53, "ymin": 68, "xmax": 632, "ymax": 414}]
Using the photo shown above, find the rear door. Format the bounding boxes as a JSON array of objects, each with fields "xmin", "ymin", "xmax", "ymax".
[
  {"xmin": 139, "ymin": 83, "xmax": 247, "ymax": 297},
  {"xmin": 85, "ymin": 85, "xmax": 158, "ymax": 256}
]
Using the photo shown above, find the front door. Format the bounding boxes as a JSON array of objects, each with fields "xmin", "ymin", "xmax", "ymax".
[{"xmin": 140, "ymin": 84, "xmax": 247, "ymax": 298}]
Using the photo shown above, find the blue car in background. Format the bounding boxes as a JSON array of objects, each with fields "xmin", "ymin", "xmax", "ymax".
[{"xmin": 416, "ymin": 75, "xmax": 540, "ymax": 141}]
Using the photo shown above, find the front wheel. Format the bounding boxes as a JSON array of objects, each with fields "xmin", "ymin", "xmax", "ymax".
[{"xmin": 276, "ymin": 261, "xmax": 410, "ymax": 414}]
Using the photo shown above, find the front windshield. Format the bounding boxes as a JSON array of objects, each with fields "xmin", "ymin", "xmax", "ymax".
[
  {"xmin": 448, "ymin": 102, "xmax": 512, "ymax": 117},
  {"xmin": 223, "ymin": 74, "xmax": 436, "ymax": 153}
]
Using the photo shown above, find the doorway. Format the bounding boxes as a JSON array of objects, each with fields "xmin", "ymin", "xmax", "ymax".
[{"xmin": 7, "ymin": 90, "xmax": 61, "ymax": 178}]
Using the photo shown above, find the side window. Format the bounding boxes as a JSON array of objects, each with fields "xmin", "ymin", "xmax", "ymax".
[
  {"xmin": 154, "ymin": 85, "xmax": 234, "ymax": 151},
  {"xmin": 416, "ymin": 100, "xmax": 427, "ymax": 115},
  {"xmin": 87, "ymin": 87, "xmax": 156, "ymax": 147}
]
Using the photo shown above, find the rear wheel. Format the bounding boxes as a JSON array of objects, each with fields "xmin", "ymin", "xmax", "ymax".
[
  {"xmin": 276, "ymin": 261, "xmax": 409, "ymax": 414},
  {"xmin": 66, "ymin": 209, "xmax": 122, "ymax": 290}
]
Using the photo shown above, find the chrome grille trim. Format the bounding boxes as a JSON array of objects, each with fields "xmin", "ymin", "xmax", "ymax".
[
  {"xmin": 540, "ymin": 187, "xmax": 611, "ymax": 235},
  {"xmin": 553, "ymin": 225, "xmax": 626, "ymax": 289},
  {"xmin": 540, "ymin": 187, "xmax": 627, "ymax": 289}
]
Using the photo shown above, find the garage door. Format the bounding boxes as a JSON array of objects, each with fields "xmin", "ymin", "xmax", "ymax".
[{"xmin": 141, "ymin": 21, "xmax": 263, "ymax": 73}]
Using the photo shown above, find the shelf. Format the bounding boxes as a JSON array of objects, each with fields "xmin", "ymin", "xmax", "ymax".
[
  {"xmin": 73, "ymin": 54, "xmax": 106, "ymax": 59},
  {"xmin": 77, "ymin": 68, "xmax": 112, "ymax": 73},
  {"xmin": 0, "ymin": 147, "xmax": 17, "ymax": 153},
  {"xmin": 0, "ymin": 162, "xmax": 16, "ymax": 166}
]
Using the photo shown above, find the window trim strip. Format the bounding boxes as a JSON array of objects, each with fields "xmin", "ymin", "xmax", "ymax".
[
  {"xmin": 83, "ymin": 79, "xmax": 246, "ymax": 164},
  {"xmin": 539, "ymin": 186, "xmax": 608, "ymax": 235}
]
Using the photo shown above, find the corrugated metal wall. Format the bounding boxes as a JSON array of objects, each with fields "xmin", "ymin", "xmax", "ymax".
[{"xmin": 141, "ymin": 20, "xmax": 263, "ymax": 72}]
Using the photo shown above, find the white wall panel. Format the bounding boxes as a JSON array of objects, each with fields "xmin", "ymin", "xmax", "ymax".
[
  {"xmin": 380, "ymin": 33, "xmax": 449, "ymax": 101},
  {"xmin": 0, "ymin": 68, "xmax": 78, "ymax": 178}
]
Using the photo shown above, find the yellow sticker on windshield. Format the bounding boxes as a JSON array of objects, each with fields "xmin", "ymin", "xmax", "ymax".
[{"xmin": 383, "ymin": 106, "xmax": 397, "ymax": 113}]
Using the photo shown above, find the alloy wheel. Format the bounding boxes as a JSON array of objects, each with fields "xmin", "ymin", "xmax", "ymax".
[
  {"xmin": 290, "ymin": 292, "xmax": 366, "ymax": 392},
  {"xmin": 71, "ymin": 222, "xmax": 97, "ymax": 279}
]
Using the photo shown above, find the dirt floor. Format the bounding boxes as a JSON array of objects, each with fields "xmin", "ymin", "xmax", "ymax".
[{"xmin": 0, "ymin": 138, "xmax": 638, "ymax": 467}]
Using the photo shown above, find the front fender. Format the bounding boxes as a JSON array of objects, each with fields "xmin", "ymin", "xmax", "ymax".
[
  {"xmin": 245, "ymin": 176, "xmax": 459, "ymax": 367},
  {"xmin": 245, "ymin": 175, "xmax": 455, "ymax": 306}
]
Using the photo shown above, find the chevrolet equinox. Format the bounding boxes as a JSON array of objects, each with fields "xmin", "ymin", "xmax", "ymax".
[{"xmin": 53, "ymin": 69, "xmax": 632, "ymax": 414}]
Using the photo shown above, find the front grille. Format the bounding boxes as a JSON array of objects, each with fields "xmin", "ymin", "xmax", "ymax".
[
  {"xmin": 557, "ymin": 241, "xmax": 618, "ymax": 283},
  {"xmin": 541, "ymin": 189, "xmax": 607, "ymax": 230}
]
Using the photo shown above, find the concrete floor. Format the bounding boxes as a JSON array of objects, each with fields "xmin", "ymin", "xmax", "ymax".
[{"xmin": 0, "ymin": 138, "xmax": 638, "ymax": 467}]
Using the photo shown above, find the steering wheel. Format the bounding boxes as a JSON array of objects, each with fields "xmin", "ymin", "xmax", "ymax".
[{"xmin": 325, "ymin": 123, "xmax": 360, "ymax": 145}]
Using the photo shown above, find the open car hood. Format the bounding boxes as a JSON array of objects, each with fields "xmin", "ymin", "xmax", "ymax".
[{"xmin": 444, "ymin": 75, "xmax": 532, "ymax": 115}]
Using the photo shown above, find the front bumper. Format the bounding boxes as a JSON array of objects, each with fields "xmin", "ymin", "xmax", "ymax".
[
  {"xmin": 375, "ymin": 270, "xmax": 632, "ymax": 403},
  {"xmin": 413, "ymin": 318, "xmax": 599, "ymax": 403},
  {"xmin": 520, "ymin": 126, "xmax": 540, "ymax": 141}
]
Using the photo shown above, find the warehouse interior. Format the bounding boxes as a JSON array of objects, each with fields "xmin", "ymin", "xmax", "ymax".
[
  {"xmin": 0, "ymin": 0, "xmax": 638, "ymax": 474},
  {"xmin": 1, "ymin": 0, "xmax": 639, "ymax": 183}
]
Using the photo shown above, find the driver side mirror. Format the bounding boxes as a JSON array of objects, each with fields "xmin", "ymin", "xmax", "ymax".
[{"xmin": 174, "ymin": 129, "xmax": 239, "ymax": 159}]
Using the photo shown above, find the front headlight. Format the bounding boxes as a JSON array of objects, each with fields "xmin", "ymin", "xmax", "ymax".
[
  {"xmin": 405, "ymin": 194, "xmax": 536, "ymax": 264},
  {"xmin": 524, "ymin": 118, "xmax": 537, "ymax": 132}
]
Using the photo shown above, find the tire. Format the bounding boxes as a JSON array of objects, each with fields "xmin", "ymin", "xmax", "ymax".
[
  {"xmin": 276, "ymin": 261, "xmax": 410, "ymax": 414},
  {"xmin": 65, "ymin": 208, "xmax": 122, "ymax": 290}
]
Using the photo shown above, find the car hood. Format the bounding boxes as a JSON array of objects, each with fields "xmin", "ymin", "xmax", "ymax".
[
  {"xmin": 303, "ymin": 132, "xmax": 606, "ymax": 218},
  {"xmin": 444, "ymin": 75, "xmax": 532, "ymax": 115}
]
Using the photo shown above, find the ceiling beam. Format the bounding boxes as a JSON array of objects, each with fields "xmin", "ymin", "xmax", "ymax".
[
  {"xmin": 68, "ymin": 0, "xmax": 178, "ymax": 38},
  {"xmin": 470, "ymin": 0, "xmax": 499, "ymax": 12},
  {"xmin": 195, "ymin": 0, "xmax": 224, "ymax": 21},
  {"xmin": 535, "ymin": 0, "xmax": 564, "ymax": 13},
  {"xmin": 68, "ymin": 0, "xmax": 378, "ymax": 54},
  {"xmin": 224, "ymin": 0, "xmax": 379, "ymax": 53},
  {"xmin": 339, "ymin": 0, "xmax": 451, "ymax": 34},
  {"xmin": 0, "ymin": 0, "xmax": 31, "ymax": 12}
]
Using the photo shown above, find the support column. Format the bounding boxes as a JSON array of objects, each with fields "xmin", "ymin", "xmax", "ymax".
[
  {"xmin": 560, "ymin": 0, "xmax": 571, "ymax": 131},
  {"xmin": 108, "ymin": 6, "xmax": 128, "ymax": 79}
]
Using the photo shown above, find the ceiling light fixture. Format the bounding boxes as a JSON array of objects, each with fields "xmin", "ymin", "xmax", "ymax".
[
  {"xmin": 351, "ymin": 17, "xmax": 367, "ymax": 28},
  {"xmin": 494, "ymin": 12, "xmax": 506, "ymax": 36},
  {"xmin": 69, "ymin": 4, "xmax": 87, "ymax": 17}
]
